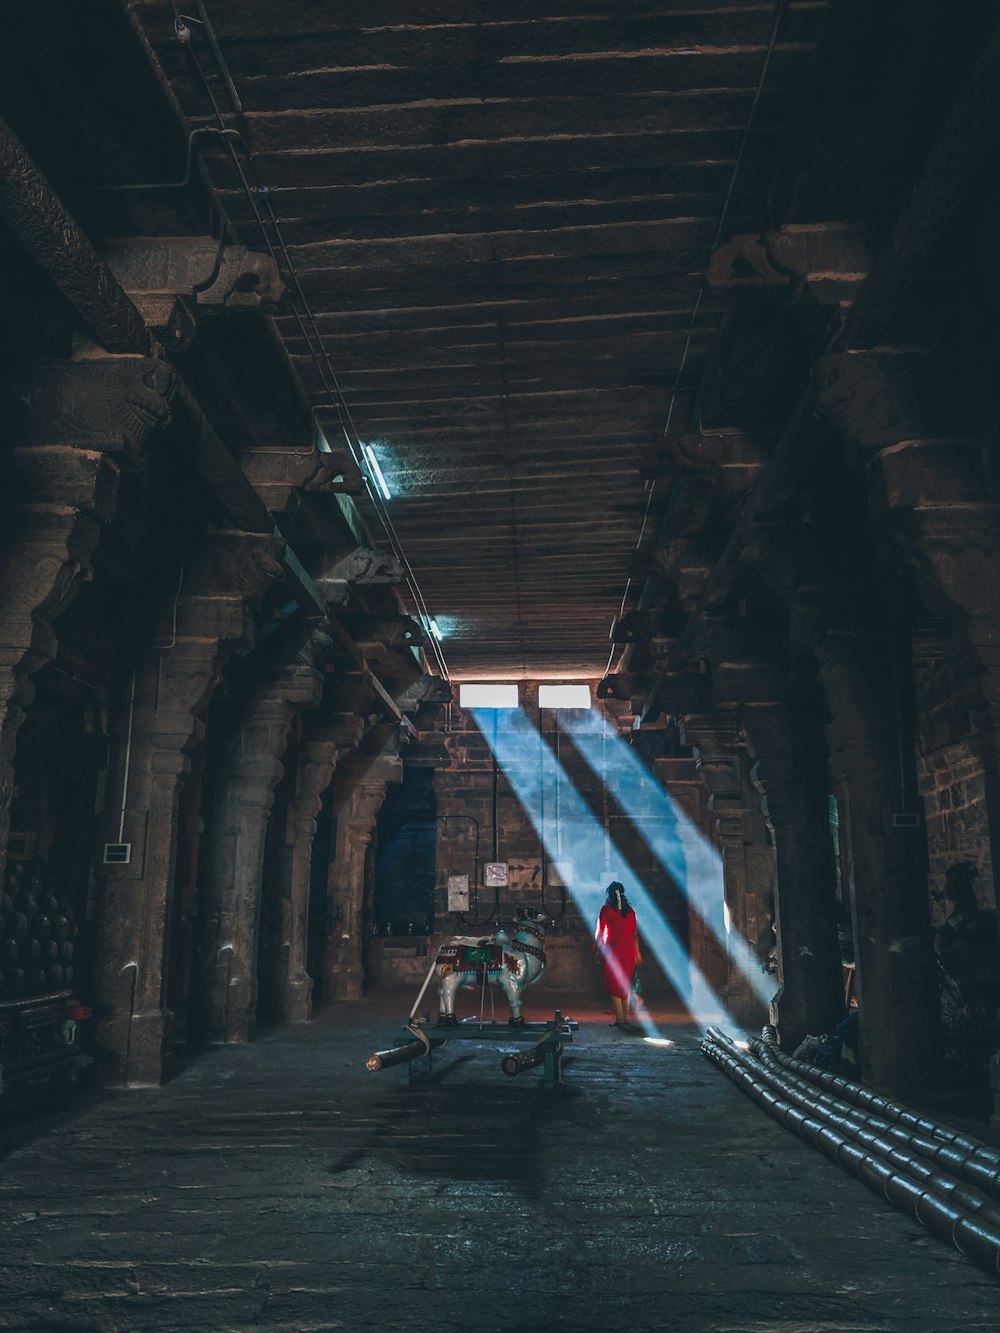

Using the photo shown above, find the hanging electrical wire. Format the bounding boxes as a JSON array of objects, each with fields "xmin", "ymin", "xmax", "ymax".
[
  {"xmin": 168, "ymin": 3, "xmax": 450, "ymax": 680},
  {"xmin": 604, "ymin": 0, "xmax": 791, "ymax": 677}
]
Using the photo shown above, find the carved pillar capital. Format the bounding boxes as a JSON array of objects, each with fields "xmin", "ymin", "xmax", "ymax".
[
  {"xmin": 812, "ymin": 351, "xmax": 979, "ymax": 457},
  {"xmin": 17, "ymin": 355, "xmax": 176, "ymax": 458}
]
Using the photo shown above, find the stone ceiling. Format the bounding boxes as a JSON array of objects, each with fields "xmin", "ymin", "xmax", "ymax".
[{"xmin": 103, "ymin": 3, "xmax": 831, "ymax": 677}]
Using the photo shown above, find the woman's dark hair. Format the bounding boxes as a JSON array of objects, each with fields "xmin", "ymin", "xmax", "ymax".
[{"xmin": 606, "ymin": 880, "xmax": 633, "ymax": 916}]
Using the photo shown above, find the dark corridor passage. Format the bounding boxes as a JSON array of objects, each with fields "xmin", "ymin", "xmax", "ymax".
[
  {"xmin": 0, "ymin": 1001, "xmax": 994, "ymax": 1332},
  {"xmin": 4, "ymin": 0, "xmax": 1000, "ymax": 1325}
]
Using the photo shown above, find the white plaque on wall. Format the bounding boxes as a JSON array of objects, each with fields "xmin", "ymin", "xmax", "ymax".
[
  {"xmin": 484, "ymin": 862, "xmax": 508, "ymax": 887},
  {"xmin": 447, "ymin": 874, "xmax": 470, "ymax": 911}
]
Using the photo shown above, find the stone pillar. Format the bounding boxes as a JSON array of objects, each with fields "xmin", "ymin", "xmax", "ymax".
[
  {"xmin": 744, "ymin": 704, "xmax": 845, "ymax": 1049},
  {"xmin": 277, "ymin": 728, "xmax": 342, "ymax": 1021},
  {"xmin": 801, "ymin": 620, "xmax": 940, "ymax": 1091},
  {"xmin": 94, "ymin": 530, "xmax": 286, "ymax": 1084},
  {"xmin": 815, "ymin": 352, "xmax": 1000, "ymax": 1111},
  {"xmin": 198, "ymin": 662, "xmax": 323, "ymax": 1044},
  {"xmin": 323, "ymin": 741, "xmax": 403, "ymax": 1001},
  {"xmin": 97, "ymin": 639, "xmax": 231, "ymax": 1085},
  {"xmin": 0, "ymin": 353, "xmax": 174, "ymax": 890},
  {"xmin": 682, "ymin": 714, "xmax": 775, "ymax": 1029},
  {"xmin": 0, "ymin": 503, "xmax": 106, "ymax": 890}
]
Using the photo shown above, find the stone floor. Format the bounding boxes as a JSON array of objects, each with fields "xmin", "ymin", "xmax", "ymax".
[{"xmin": 0, "ymin": 993, "xmax": 997, "ymax": 1332}]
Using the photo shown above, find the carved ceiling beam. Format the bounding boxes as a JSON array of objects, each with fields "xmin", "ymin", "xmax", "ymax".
[{"xmin": 0, "ymin": 116, "xmax": 150, "ymax": 355}]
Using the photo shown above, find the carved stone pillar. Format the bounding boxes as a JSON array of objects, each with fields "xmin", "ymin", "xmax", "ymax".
[
  {"xmin": 0, "ymin": 504, "xmax": 105, "ymax": 890},
  {"xmin": 0, "ymin": 353, "xmax": 174, "ymax": 890},
  {"xmin": 323, "ymin": 742, "xmax": 403, "ymax": 1001},
  {"xmin": 93, "ymin": 530, "xmax": 285, "ymax": 1085},
  {"xmin": 797, "ymin": 615, "xmax": 940, "ymax": 1091},
  {"xmin": 682, "ymin": 714, "xmax": 774, "ymax": 1029},
  {"xmin": 96, "ymin": 640, "xmax": 232, "ymax": 1085},
  {"xmin": 743, "ymin": 704, "xmax": 844, "ymax": 1049},
  {"xmin": 277, "ymin": 728, "xmax": 342, "ymax": 1022},
  {"xmin": 815, "ymin": 352, "xmax": 1000, "ymax": 1106},
  {"xmin": 198, "ymin": 662, "xmax": 323, "ymax": 1044}
]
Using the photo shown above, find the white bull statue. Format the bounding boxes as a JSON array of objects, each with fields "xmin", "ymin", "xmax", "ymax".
[{"xmin": 435, "ymin": 907, "xmax": 550, "ymax": 1027}]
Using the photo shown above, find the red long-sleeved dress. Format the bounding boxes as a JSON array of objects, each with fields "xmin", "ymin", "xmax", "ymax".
[{"xmin": 596, "ymin": 903, "xmax": 639, "ymax": 1000}]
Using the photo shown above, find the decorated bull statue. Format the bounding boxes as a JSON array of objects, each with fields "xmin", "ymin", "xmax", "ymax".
[{"xmin": 436, "ymin": 907, "xmax": 550, "ymax": 1027}]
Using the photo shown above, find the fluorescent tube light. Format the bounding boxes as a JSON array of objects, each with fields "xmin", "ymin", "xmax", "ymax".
[{"xmin": 364, "ymin": 445, "xmax": 391, "ymax": 500}]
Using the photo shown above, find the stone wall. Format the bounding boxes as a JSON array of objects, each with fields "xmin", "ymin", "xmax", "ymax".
[
  {"xmin": 916, "ymin": 663, "xmax": 995, "ymax": 917},
  {"xmin": 372, "ymin": 688, "xmax": 714, "ymax": 1005}
]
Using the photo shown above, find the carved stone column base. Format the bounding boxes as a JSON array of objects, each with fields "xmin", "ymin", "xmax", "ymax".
[
  {"xmin": 282, "ymin": 971, "xmax": 313, "ymax": 1023},
  {"xmin": 118, "ymin": 1008, "xmax": 172, "ymax": 1088}
]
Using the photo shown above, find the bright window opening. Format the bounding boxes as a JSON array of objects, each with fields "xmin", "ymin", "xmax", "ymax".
[
  {"xmin": 538, "ymin": 684, "xmax": 592, "ymax": 710},
  {"xmin": 460, "ymin": 683, "xmax": 519, "ymax": 709}
]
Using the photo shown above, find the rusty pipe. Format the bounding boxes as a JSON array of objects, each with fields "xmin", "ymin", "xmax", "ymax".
[
  {"xmin": 501, "ymin": 1048, "xmax": 547, "ymax": 1077},
  {"xmin": 365, "ymin": 1038, "xmax": 432, "ymax": 1072}
]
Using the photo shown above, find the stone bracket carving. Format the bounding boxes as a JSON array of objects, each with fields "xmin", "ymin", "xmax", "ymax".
[
  {"xmin": 310, "ymin": 547, "xmax": 403, "ymax": 605},
  {"xmin": 393, "ymin": 674, "xmax": 453, "ymax": 713},
  {"xmin": 130, "ymin": 295, "xmax": 197, "ymax": 352},
  {"xmin": 103, "ymin": 236, "xmax": 284, "ymax": 311},
  {"xmin": 610, "ymin": 608, "xmax": 683, "ymax": 645},
  {"xmin": 240, "ymin": 448, "xmax": 365, "ymax": 513},
  {"xmin": 812, "ymin": 352, "xmax": 982, "ymax": 455},
  {"xmin": 709, "ymin": 224, "xmax": 874, "ymax": 310},
  {"xmin": 17, "ymin": 356, "xmax": 176, "ymax": 456},
  {"xmin": 182, "ymin": 530, "xmax": 286, "ymax": 599},
  {"xmin": 339, "ymin": 612, "xmax": 426, "ymax": 655},
  {"xmin": 651, "ymin": 538, "xmax": 716, "ymax": 607}
]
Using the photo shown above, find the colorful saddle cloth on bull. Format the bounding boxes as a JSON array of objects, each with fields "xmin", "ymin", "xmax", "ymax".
[{"xmin": 436, "ymin": 941, "xmax": 525, "ymax": 982}]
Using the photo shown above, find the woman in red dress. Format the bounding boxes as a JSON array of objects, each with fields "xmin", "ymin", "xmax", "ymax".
[{"xmin": 595, "ymin": 881, "xmax": 641, "ymax": 1027}]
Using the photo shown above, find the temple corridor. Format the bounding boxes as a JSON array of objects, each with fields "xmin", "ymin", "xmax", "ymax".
[
  {"xmin": 4, "ymin": 0, "xmax": 1000, "ymax": 1325},
  {"xmin": 1, "ymin": 996, "xmax": 997, "ymax": 1332}
]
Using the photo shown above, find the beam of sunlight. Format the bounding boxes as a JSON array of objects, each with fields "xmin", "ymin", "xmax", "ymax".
[
  {"xmin": 561, "ymin": 709, "xmax": 777, "ymax": 1012},
  {"xmin": 471, "ymin": 707, "xmax": 729, "ymax": 1035}
]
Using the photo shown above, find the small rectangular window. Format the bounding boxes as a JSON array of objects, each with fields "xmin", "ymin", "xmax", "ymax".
[
  {"xmin": 460, "ymin": 683, "xmax": 519, "ymax": 709},
  {"xmin": 538, "ymin": 684, "xmax": 592, "ymax": 710}
]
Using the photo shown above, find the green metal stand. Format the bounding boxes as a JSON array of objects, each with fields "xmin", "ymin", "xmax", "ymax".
[{"xmin": 373, "ymin": 1011, "xmax": 576, "ymax": 1088}]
